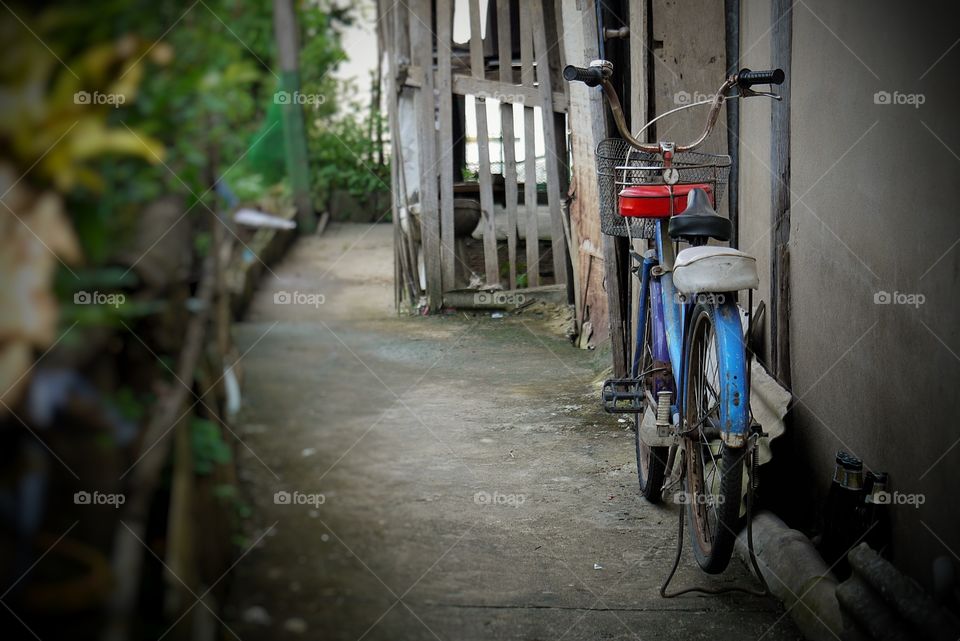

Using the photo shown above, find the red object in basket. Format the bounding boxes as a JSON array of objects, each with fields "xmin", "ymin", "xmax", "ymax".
[{"xmin": 618, "ymin": 183, "xmax": 714, "ymax": 218}]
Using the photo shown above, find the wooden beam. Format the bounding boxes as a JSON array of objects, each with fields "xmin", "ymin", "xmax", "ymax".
[
  {"xmin": 770, "ymin": 0, "xmax": 792, "ymax": 386},
  {"xmin": 469, "ymin": 0, "xmax": 500, "ymax": 286},
  {"xmin": 587, "ymin": 0, "xmax": 628, "ymax": 376},
  {"xmin": 376, "ymin": 0, "xmax": 401, "ymax": 310},
  {"xmin": 543, "ymin": 0, "xmax": 572, "ymax": 296},
  {"xmin": 552, "ymin": 0, "xmax": 567, "ymax": 77},
  {"xmin": 624, "ymin": 0, "xmax": 649, "ymax": 368},
  {"xmin": 629, "ymin": 0, "xmax": 649, "ymax": 133},
  {"xmin": 496, "ymin": 0, "xmax": 519, "ymax": 289},
  {"xmin": 403, "ymin": 68, "xmax": 570, "ymax": 112},
  {"xmin": 442, "ymin": 284, "xmax": 567, "ymax": 309},
  {"xmin": 437, "ymin": 0, "xmax": 456, "ymax": 290},
  {"xmin": 411, "ymin": 0, "xmax": 442, "ymax": 310},
  {"xmin": 454, "ymin": 76, "xmax": 569, "ymax": 112},
  {"xmin": 519, "ymin": 1, "xmax": 539, "ymax": 287},
  {"xmin": 389, "ymin": 1, "xmax": 421, "ymax": 306},
  {"xmin": 530, "ymin": 1, "xmax": 567, "ymax": 285}
]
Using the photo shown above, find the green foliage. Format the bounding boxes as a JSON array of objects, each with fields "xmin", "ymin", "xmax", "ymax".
[
  {"xmin": 24, "ymin": 0, "xmax": 388, "ymax": 293},
  {"xmin": 111, "ymin": 387, "xmax": 148, "ymax": 423},
  {"xmin": 190, "ymin": 418, "xmax": 232, "ymax": 475},
  {"xmin": 309, "ymin": 107, "xmax": 390, "ymax": 208},
  {"xmin": 213, "ymin": 483, "xmax": 252, "ymax": 519},
  {"xmin": 299, "ymin": 13, "xmax": 390, "ymax": 210}
]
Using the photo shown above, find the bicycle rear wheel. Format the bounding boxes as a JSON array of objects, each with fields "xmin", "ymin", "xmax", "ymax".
[
  {"xmin": 681, "ymin": 298, "xmax": 748, "ymax": 573},
  {"xmin": 634, "ymin": 269, "xmax": 668, "ymax": 503}
]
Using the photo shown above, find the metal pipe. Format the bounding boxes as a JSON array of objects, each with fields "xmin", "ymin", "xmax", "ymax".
[
  {"xmin": 735, "ymin": 511, "xmax": 844, "ymax": 641},
  {"xmin": 725, "ymin": 0, "xmax": 741, "ymax": 247}
]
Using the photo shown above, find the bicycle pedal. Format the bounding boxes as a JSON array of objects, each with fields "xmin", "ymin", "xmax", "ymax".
[{"xmin": 601, "ymin": 378, "xmax": 644, "ymax": 414}]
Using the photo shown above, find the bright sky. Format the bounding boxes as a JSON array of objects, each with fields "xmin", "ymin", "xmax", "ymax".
[{"xmin": 334, "ymin": 0, "xmax": 379, "ymax": 107}]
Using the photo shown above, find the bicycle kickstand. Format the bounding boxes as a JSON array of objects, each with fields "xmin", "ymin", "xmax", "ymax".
[{"xmin": 659, "ymin": 437, "xmax": 770, "ymax": 598}]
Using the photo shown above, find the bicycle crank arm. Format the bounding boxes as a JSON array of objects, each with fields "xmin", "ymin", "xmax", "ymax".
[{"xmin": 638, "ymin": 404, "xmax": 676, "ymax": 447}]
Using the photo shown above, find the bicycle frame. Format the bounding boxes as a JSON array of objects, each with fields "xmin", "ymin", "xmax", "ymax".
[{"xmin": 634, "ymin": 220, "xmax": 751, "ymax": 446}]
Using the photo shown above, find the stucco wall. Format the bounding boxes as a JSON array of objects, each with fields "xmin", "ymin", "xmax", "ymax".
[
  {"xmin": 564, "ymin": 0, "xmax": 959, "ymax": 589},
  {"xmin": 740, "ymin": 0, "xmax": 960, "ymax": 589},
  {"xmin": 738, "ymin": 0, "xmax": 773, "ymax": 350}
]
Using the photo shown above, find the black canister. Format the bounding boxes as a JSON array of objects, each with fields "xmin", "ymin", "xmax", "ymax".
[{"xmin": 821, "ymin": 450, "xmax": 865, "ymax": 577}]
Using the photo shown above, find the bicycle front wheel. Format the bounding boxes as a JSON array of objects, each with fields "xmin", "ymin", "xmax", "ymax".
[{"xmin": 681, "ymin": 298, "xmax": 749, "ymax": 574}]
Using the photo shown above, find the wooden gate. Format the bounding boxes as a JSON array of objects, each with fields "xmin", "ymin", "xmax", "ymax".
[{"xmin": 378, "ymin": 0, "xmax": 571, "ymax": 311}]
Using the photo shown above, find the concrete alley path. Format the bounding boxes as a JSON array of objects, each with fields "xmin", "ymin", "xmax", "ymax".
[{"xmin": 223, "ymin": 223, "xmax": 801, "ymax": 641}]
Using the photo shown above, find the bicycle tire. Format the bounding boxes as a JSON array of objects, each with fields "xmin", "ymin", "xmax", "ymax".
[{"xmin": 634, "ymin": 269, "xmax": 668, "ymax": 503}]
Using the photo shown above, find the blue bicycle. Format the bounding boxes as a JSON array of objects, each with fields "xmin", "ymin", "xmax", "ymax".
[{"xmin": 565, "ymin": 61, "xmax": 785, "ymax": 573}]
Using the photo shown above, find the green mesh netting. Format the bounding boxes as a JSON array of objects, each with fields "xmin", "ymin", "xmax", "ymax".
[{"xmin": 247, "ymin": 98, "xmax": 286, "ymax": 185}]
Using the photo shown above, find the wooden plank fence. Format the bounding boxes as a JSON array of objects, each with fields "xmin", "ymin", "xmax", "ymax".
[{"xmin": 380, "ymin": 0, "xmax": 571, "ymax": 311}]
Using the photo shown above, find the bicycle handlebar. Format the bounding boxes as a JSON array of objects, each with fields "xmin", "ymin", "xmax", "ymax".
[
  {"xmin": 562, "ymin": 65, "xmax": 604, "ymax": 87},
  {"xmin": 563, "ymin": 62, "xmax": 785, "ymax": 154},
  {"xmin": 736, "ymin": 68, "xmax": 785, "ymax": 89}
]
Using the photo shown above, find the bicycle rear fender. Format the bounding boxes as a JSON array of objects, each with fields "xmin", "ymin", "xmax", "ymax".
[{"xmin": 708, "ymin": 299, "xmax": 751, "ymax": 447}]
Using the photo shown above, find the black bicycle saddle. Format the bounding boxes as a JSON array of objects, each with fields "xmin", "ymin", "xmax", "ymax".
[{"xmin": 668, "ymin": 188, "xmax": 732, "ymax": 242}]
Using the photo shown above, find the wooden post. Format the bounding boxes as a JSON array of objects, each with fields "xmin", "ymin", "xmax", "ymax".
[
  {"xmin": 437, "ymin": 0, "xmax": 456, "ymax": 290},
  {"xmin": 577, "ymin": 0, "xmax": 628, "ymax": 376},
  {"xmin": 411, "ymin": 0, "xmax": 443, "ymax": 309},
  {"xmin": 530, "ymin": 1, "xmax": 568, "ymax": 285},
  {"xmin": 164, "ymin": 411, "xmax": 197, "ymax": 621},
  {"xmin": 469, "ymin": 0, "xmax": 500, "ymax": 287},
  {"xmin": 497, "ymin": 0, "xmax": 520, "ymax": 289},
  {"xmin": 629, "ymin": 0, "xmax": 649, "ymax": 137},
  {"xmin": 623, "ymin": 0, "xmax": 650, "ymax": 369},
  {"xmin": 770, "ymin": 0, "xmax": 792, "ymax": 386},
  {"xmin": 544, "ymin": 0, "xmax": 573, "ymax": 297},
  {"xmin": 377, "ymin": 0, "xmax": 401, "ymax": 309},
  {"xmin": 519, "ymin": 3, "xmax": 540, "ymax": 287},
  {"xmin": 272, "ymin": 0, "xmax": 315, "ymax": 233}
]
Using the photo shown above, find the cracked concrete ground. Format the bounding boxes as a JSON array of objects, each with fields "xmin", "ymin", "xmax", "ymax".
[{"xmin": 222, "ymin": 223, "xmax": 801, "ymax": 641}]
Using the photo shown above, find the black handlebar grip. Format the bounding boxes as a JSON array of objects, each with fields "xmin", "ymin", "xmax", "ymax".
[
  {"xmin": 563, "ymin": 65, "xmax": 604, "ymax": 87},
  {"xmin": 737, "ymin": 68, "xmax": 785, "ymax": 87}
]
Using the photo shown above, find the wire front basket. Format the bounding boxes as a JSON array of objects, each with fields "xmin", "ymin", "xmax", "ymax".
[{"xmin": 596, "ymin": 138, "xmax": 731, "ymax": 238}]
